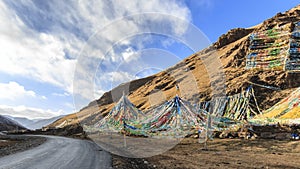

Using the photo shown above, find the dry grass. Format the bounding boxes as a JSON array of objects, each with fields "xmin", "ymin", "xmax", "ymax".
[{"xmin": 114, "ymin": 138, "xmax": 300, "ymax": 169}]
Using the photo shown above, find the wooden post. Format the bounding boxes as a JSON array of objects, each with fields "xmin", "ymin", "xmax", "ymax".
[
  {"xmin": 204, "ymin": 126, "xmax": 208, "ymax": 150},
  {"xmin": 198, "ymin": 128, "xmax": 201, "ymax": 144},
  {"xmin": 122, "ymin": 91, "xmax": 127, "ymax": 148},
  {"xmin": 124, "ymin": 133, "xmax": 127, "ymax": 148},
  {"xmin": 203, "ymin": 113, "xmax": 210, "ymax": 150}
]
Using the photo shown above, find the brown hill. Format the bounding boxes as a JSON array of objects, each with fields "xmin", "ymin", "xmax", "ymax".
[{"xmin": 49, "ymin": 5, "xmax": 300, "ymax": 128}]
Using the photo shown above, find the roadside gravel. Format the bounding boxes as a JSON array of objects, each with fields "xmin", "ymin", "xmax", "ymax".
[{"xmin": 0, "ymin": 135, "xmax": 46, "ymax": 157}]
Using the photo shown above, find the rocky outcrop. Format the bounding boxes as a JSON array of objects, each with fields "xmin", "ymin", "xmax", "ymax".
[{"xmin": 214, "ymin": 28, "xmax": 254, "ymax": 49}]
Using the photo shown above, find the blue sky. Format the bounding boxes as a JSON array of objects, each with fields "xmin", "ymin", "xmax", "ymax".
[
  {"xmin": 187, "ymin": 0, "xmax": 300, "ymax": 42},
  {"xmin": 0, "ymin": 0, "xmax": 298, "ymax": 119}
]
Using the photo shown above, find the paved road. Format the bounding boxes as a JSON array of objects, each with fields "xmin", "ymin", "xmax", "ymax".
[{"xmin": 0, "ymin": 135, "xmax": 112, "ymax": 169}]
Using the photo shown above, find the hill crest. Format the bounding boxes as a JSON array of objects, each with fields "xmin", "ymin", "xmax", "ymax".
[{"xmin": 49, "ymin": 5, "xmax": 300, "ymax": 128}]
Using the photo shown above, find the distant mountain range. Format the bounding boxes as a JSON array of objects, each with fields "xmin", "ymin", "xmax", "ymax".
[
  {"xmin": 0, "ymin": 115, "xmax": 26, "ymax": 131},
  {"xmin": 4, "ymin": 115, "xmax": 64, "ymax": 130}
]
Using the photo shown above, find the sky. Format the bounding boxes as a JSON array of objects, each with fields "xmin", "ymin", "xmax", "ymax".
[{"xmin": 0, "ymin": 0, "xmax": 298, "ymax": 119}]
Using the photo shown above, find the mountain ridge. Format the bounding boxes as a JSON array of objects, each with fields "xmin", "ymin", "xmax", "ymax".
[
  {"xmin": 4, "ymin": 115, "xmax": 64, "ymax": 130},
  {"xmin": 49, "ymin": 5, "xmax": 300, "ymax": 128},
  {"xmin": 0, "ymin": 115, "xmax": 27, "ymax": 131}
]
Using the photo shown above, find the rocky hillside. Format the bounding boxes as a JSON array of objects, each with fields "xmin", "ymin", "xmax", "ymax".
[
  {"xmin": 49, "ymin": 5, "xmax": 300, "ymax": 128},
  {"xmin": 0, "ymin": 115, "xmax": 26, "ymax": 131}
]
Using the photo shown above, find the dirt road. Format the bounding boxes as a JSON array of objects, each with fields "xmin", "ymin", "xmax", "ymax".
[{"xmin": 0, "ymin": 135, "xmax": 112, "ymax": 169}]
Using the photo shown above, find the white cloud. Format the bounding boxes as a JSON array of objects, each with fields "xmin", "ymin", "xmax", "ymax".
[
  {"xmin": 0, "ymin": 81, "xmax": 36, "ymax": 100},
  {"xmin": 0, "ymin": 27, "xmax": 77, "ymax": 93},
  {"xmin": 0, "ymin": 105, "xmax": 64, "ymax": 119},
  {"xmin": 0, "ymin": 1, "xmax": 79, "ymax": 93},
  {"xmin": 64, "ymin": 102, "xmax": 75, "ymax": 110},
  {"xmin": 52, "ymin": 92, "xmax": 70, "ymax": 97},
  {"xmin": 122, "ymin": 47, "xmax": 139, "ymax": 62},
  {"xmin": 110, "ymin": 71, "xmax": 136, "ymax": 84},
  {"xmin": 94, "ymin": 89, "xmax": 106, "ymax": 99},
  {"xmin": 0, "ymin": 0, "xmax": 193, "ymax": 108}
]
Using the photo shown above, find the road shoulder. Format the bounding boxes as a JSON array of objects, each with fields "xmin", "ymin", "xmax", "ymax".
[{"xmin": 0, "ymin": 135, "xmax": 46, "ymax": 157}]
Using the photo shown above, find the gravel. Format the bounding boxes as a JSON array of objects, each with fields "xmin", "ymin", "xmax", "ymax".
[{"xmin": 0, "ymin": 135, "xmax": 46, "ymax": 157}]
